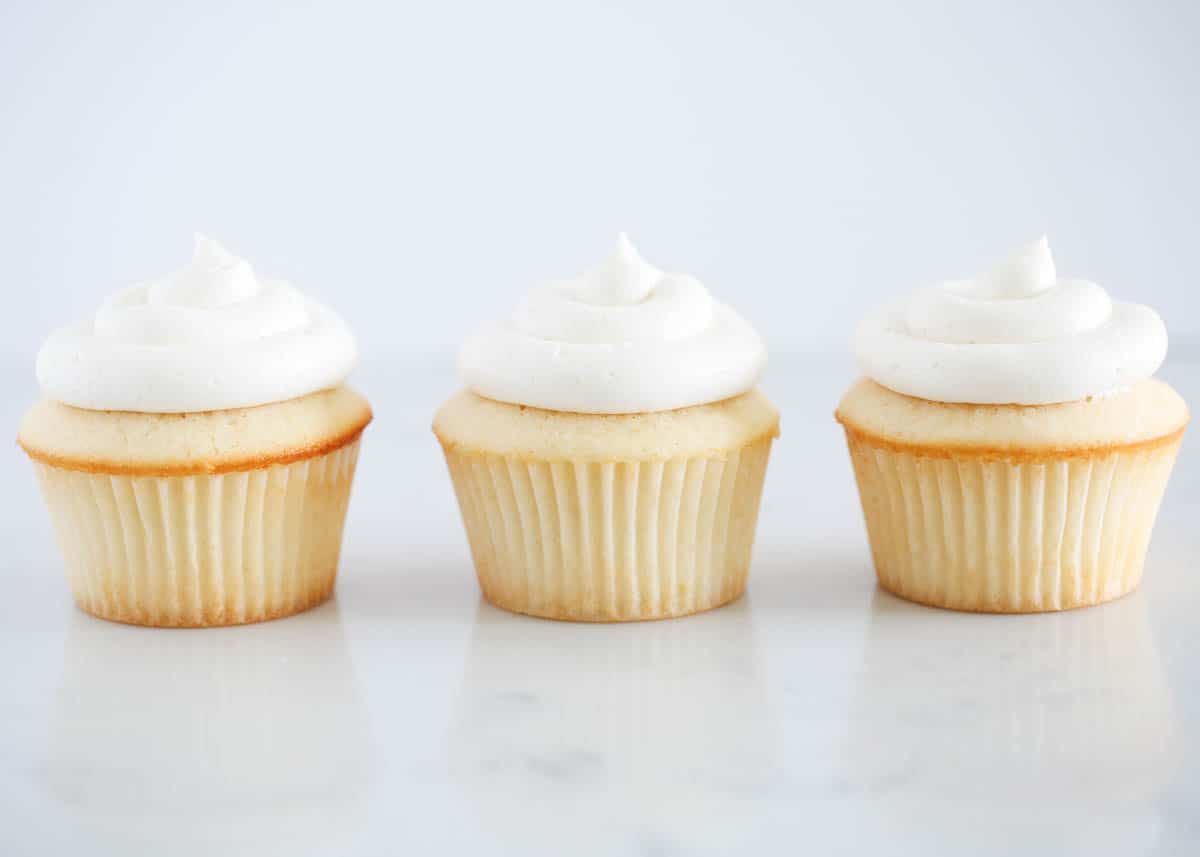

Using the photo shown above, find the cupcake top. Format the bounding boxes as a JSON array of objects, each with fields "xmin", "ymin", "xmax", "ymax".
[
  {"xmin": 853, "ymin": 237, "xmax": 1168, "ymax": 405},
  {"xmin": 459, "ymin": 234, "xmax": 767, "ymax": 414},
  {"xmin": 36, "ymin": 235, "xmax": 358, "ymax": 413}
]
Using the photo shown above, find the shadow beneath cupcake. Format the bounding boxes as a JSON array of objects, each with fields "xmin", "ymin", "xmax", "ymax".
[
  {"xmin": 445, "ymin": 595, "xmax": 779, "ymax": 853},
  {"xmin": 39, "ymin": 601, "xmax": 374, "ymax": 853}
]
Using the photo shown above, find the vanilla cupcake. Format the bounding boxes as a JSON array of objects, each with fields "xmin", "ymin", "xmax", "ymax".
[
  {"xmin": 434, "ymin": 235, "xmax": 779, "ymax": 621},
  {"xmin": 837, "ymin": 237, "xmax": 1186, "ymax": 612},
  {"xmin": 18, "ymin": 236, "xmax": 372, "ymax": 627}
]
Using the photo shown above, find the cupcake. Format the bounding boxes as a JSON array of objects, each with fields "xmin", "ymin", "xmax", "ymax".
[
  {"xmin": 434, "ymin": 234, "xmax": 779, "ymax": 621},
  {"xmin": 837, "ymin": 237, "xmax": 1187, "ymax": 612},
  {"xmin": 17, "ymin": 235, "xmax": 372, "ymax": 627}
]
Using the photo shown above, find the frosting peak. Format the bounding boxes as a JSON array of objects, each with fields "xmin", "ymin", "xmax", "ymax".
[
  {"xmin": 162, "ymin": 234, "xmax": 259, "ymax": 306},
  {"xmin": 37, "ymin": 236, "xmax": 357, "ymax": 413},
  {"xmin": 855, "ymin": 237, "xmax": 1167, "ymax": 405},
  {"xmin": 576, "ymin": 233, "xmax": 660, "ymax": 305},
  {"xmin": 974, "ymin": 235, "xmax": 1056, "ymax": 299},
  {"xmin": 460, "ymin": 235, "xmax": 766, "ymax": 414}
]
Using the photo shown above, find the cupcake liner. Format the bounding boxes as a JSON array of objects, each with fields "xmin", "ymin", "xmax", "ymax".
[
  {"xmin": 31, "ymin": 440, "xmax": 361, "ymax": 627},
  {"xmin": 843, "ymin": 429, "xmax": 1182, "ymax": 612},
  {"xmin": 442, "ymin": 436, "xmax": 774, "ymax": 621}
]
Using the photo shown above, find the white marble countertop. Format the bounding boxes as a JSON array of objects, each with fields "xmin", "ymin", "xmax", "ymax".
[{"xmin": 3, "ymin": 355, "xmax": 1198, "ymax": 856}]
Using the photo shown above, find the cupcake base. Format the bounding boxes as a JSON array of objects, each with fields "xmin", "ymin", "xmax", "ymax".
[
  {"xmin": 19, "ymin": 386, "xmax": 372, "ymax": 627},
  {"xmin": 837, "ymin": 379, "xmax": 1187, "ymax": 613},
  {"xmin": 435, "ymin": 390, "xmax": 779, "ymax": 622},
  {"xmin": 444, "ymin": 440, "xmax": 772, "ymax": 621},
  {"xmin": 31, "ymin": 440, "xmax": 361, "ymax": 627},
  {"xmin": 482, "ymin": 586, "xmax": 748, "ymax": 623},
  {"xmin": 845, "ymin": 429, "xmax": 1180, "ymax": 612}
]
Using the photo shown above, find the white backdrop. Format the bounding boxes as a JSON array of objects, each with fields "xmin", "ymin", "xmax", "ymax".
[{"xmin": 2, "ymin": 0, "xmax": 1198, "ymax": 365}]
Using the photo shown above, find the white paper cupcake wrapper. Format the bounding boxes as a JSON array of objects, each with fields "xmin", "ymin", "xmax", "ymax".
[
  {"xmin": 442, "ymin": 437, "xmax": 774, "ymax": 621},
  {"xmin": 31, "ymin": 440, "xmax": 361, "ymax": 626},
  {"xmin": 843, "ymin": 430, "xmax": 1181, "ymax": 612}
]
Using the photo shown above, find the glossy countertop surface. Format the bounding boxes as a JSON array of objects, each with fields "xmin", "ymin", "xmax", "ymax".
[{"xmin": 3, "ymin": 355, "xmax": 1199, "ymax": 856}]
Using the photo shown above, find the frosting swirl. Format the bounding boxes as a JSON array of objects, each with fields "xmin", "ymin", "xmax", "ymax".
[
  {"xmin": 460, "ymin": 234, "xmax": 766, "ymax": 413},
  {"xmin": 854, "ymin": 237, "xmax": 1167, "ymax": 405},
  {"xmin": 36, "ymin": 235, "xmax": 358, "ymax": 413}
]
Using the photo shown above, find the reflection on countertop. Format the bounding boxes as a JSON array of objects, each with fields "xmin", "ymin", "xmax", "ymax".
[
  {"xmin": 448, "ymin": 596, "xmax": 775, "ymax": 853},
  {"xmin": 834, "ymin": 589, "xmax": 1175, "ymax": 854},
  {"xmin": 41, "ymin": 603, "xmax": 374, "ymax": 852}
]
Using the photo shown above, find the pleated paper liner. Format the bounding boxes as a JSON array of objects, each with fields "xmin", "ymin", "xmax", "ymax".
[
  {"xmin": 32, "ymin": 439, "xmax": 361, "ymax": 627},
  {"xmin": 843, "ymin": 428, "xmax": 1182, "ymax": 612},
  {"xmin": 442, "ymin": 435, "xmax": 774, "ymax": 621}
]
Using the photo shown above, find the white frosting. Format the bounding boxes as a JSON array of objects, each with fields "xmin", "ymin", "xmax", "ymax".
[
  {"xmin": 36, "ymin": 235, "xmax": 358, "ymax": 413},
  {"xmin": 854, "ymin": 237, "xmax": 1168, "ymax": 405},
  {"xmin": 460, "ymin": 234, "xmax": 766, "ymax": 413}
]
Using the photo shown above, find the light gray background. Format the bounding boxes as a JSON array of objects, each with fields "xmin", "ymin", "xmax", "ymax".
[{"xmin": 2, "ymin": 0, "xmax": 1198, "ymax": 364}]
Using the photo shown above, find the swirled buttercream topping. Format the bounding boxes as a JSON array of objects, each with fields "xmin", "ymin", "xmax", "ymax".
[
  {"xmin": 460, "ymin": 234, "xmax": 766, "ymax": 413},
  {"xmin": 36, "ymin": 235, "xmax": 358, "ymax": 412},
  {"xmin": 854, "ymin": 237, "xmax": 1167, "ymax": 404}
]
